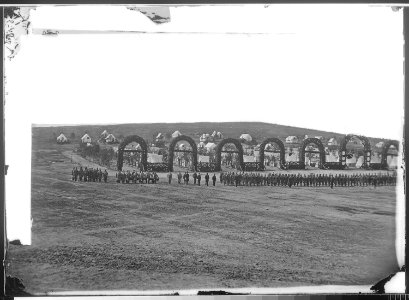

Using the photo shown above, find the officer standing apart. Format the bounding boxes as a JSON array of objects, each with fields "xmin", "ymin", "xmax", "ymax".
[
  {"xmin": 205, "ymin": 173, "xmax": 210, "ymax": 186},
  {"xmin": 167, "ymin": 172, "xmax": 172, "ymax": 184},
  {"xmin": 197, "ymin": 173, "xmax": 202, "ymax": 186}
]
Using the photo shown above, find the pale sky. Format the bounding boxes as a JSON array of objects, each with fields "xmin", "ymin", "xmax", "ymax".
[
  {"xmin": 6, "ymin": 4, "xmax": 404, "ymax": 140},
  {"xmin": 4, "ymin": 5, "xmax": 404, "ymax": 249}
]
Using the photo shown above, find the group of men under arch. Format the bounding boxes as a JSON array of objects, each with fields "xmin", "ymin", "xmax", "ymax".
[{"xmin": 117, "ymin": 134, "xmax": 399, "ymax": 172}]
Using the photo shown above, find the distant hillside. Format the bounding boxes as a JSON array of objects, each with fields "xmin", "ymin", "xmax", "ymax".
[{"xmin": 32, "ymin": 121, "xmax": 390, "ymax": 148}]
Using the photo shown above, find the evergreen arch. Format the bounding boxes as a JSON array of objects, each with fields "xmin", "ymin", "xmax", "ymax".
[
  {"xmin": 215, "ymin": 138, "xmax": 244, "ymax": 171},
  {"xmin": 259, "ymin": 138, "xmax": 286, "ymax": 169},
  {"xmin": 168, "ymin": 135, "xmax": 198, "ymax": 172},
  {"xmin": 299, "ymin": 138, "xmax": 326, "ymax": 168},
  {"xmin": 117, "ymin": 135, "xmax": 148, "ymax": 171},
  {"xmin": 339, "ymin": 134, "xmax": 371, "ymax": 168},
  {"xmin": 381, "ymin": 140, "xmax": 399, "ymax": 169}
]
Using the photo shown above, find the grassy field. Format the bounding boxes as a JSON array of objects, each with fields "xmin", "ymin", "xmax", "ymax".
[{"xmin": 6, "ymin": 136, "xmax": 399, "ymax": 295}]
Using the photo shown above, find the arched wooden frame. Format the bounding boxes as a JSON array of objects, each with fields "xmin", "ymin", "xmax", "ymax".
[
  {"xmin": 381, "ymin": 140, "xmax": 399, "ymax": 169},
  {"xmin": 117, "ymin": 135, "xmax": 148, "ymax": 171},
  {"xmin": 339, "ymin": 134, "xmax": 371, "ymax": 168},
  {"xmin": 259, "ymin": 138, "xmax": 286, "ymax": 169},
  {"xmin": 215, "ymin": 138, "xmax": 244, "ymax": 171},
  {"xmin": 168, "ymin": 135, "xmax": 198, "ymax": 172},
  {"xmin": 299, "ymin": 138, "xmax": 326, "ymax": 168}
]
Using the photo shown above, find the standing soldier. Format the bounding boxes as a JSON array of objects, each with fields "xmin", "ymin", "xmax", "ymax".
[
  {"xmin": 197, "ymin": 173, "xmax": 202, "ymax": 186},
  {"xmin": 79, "ymin": 166, "xmax": 84, "ymax": 182},
  {"xmin": 167, "ymin": 172, "xmax": 173, "ymax": 184},
  {"xmin": 212, "ymin": 173, "xmax": 216, "ymax": 186},
  {"xmin": 178, "ymin": 171, "xmax": 182, "ymax": 184},
  {"xmin": 193, "ymin": 172, "xmax": 197, "ymax": 185},
  {"xmin": 220, "ymin": 172, "xmax": 223, "ymax": 183},
  {"xmin": 98, "ymin": 169, "xmax": 103, "ymax": 182},
  {"xmin": 330, "ymin": 174, "xmax": 334, "ymax": 189},
  {"xmin": 205, "ymin": 173, "xmax": 210, "ymax": 186},
  {"xmin": 103, "ymin": 169, "xmax": 108, "ymax": 183}
]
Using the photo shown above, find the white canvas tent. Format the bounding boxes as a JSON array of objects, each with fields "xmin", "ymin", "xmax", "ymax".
[
  {"xmin": 371, "ymin": 153, "xmax": 381, "ymax": 163},
  {"xmin": 125, "ymin": 143, "xmax": 141, "ymax": 150},
  {"xmin": 100, "ymin": 130, "xmax": 109, "ymax": 138},
  {"xmin": 56, "ymin": 133, "xmax": 68, "ymax": 144},
  {"xmin": 240, "ymin": 133, "xmax": 252, "ymax": 142},
  {"xmin": 211, "ymin": 131, "xmax": 223, "ymax": 139},
  {"xmin": 387, "ymin": 156, "xmax": 398, "ymax": 168},
  {"xmin": 105, "ymin": 133, "xmax": 117, "ymax": 144},
  {"xmin": 326, "ymin": 153, "xmax": 339, "ymax": 162},
  {"xmin": 200, "ymin": 133, "xmax": 210, "ymax": 142},
  {"xmin": 375, "ymin": 141, "xmax": 385, "ymax": 148},
  {"xmin": 172, "ymin": 130, "xmax": 182, "ymax": 138},
  {"xmin": 81, "ymin": 134, "xmax": 92, "ymax": 144},
  {"xmin": 198, "ymin": 155, "xmax": 210, "ymax": 163},
  {"xmin": 286, "ymin": 136, "xmax": 298, "ymax": 144},
  {"xmin": 243, "ymin": 155, "xmax": 255, "ymax": 162},
  {"xmin": 328, "ymin": 138, "xmax": 338, "ymax": 146},
  {"xmin": 286, "ymin": 151, "xmax": 298, "ymax": 162},
  {"xmin": 355, "ymin": 156, "xmax": 364, "ymax": 168},
  {"xmin": 205, "ymin": 142, "xmax": 217, "ymax": 151},
  {"xmin": 148, "ymin": 153, "xmax": 163, "ymax": 163},
  {"xmin": 156, "ymin": 133, "xmax": 164, "ymax": 140}
]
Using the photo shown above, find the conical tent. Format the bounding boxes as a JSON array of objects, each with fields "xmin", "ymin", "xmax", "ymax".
[
  {"xmin": 56, "ymin": 133, "xmax": 68, "ymax": 143},
  {"xmin": 285, "ymin": 136, "xmax": 298, "ymax": 144},
  {"xmin": 172, "ymin": 131, "xmax": 182, "ymax": 138},
  {"xmin": 105, "ymin": 134, "xmax": 117, "ymax": 143},
  {"xmin": 205, "ymin": 142, "xmax": 217, "ymax": 151},
  {"xmin": 240, "ymin": 134, "xmax": 252, "ymax": 142},
  {"xmin": 375, "ymin": 141, "xmax": 385, "ymax": 148},
  {"xmin": 81, "ymin": 134, "xmax": 92, "ymax": 143},
  {"xmin": 328, "ymin": 138, "xmax": 338, "ymax": 146},
  {"xmin": 200, "ymin": 133, "xmax": 210, "ymax": 142},
  {"xmin": 100, "ymin": 130, "xmax": 109, "ymax": 138},
  {"xmin": 156, "ymin": 133, "xmax": 163, "ymax": 139}
]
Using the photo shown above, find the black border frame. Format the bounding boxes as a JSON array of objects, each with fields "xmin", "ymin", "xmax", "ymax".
[{"xmin": 0, "ymin": 3, "xmax": 407, "ymax": 298}]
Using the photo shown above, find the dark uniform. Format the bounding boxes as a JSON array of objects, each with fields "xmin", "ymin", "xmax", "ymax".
[{"xmin": 205, "ymin": 173, "xmax": 210, "ymax": 186}]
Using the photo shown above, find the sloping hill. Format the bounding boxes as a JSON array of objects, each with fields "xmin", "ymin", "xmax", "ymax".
[{"xmin": 32, "ymin": 121, "xmax": 390, "ymax": 148}]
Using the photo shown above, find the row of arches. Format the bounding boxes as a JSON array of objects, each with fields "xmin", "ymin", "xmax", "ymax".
[{"xmin": 117, "ymin": 134, "xmax": 399, "ymax": 171}]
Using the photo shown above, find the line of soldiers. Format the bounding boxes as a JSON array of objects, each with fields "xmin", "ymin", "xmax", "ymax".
[
  {"xmin": 116, "ymin": 170, "xmax": 159, "ymax": 184},
  {"xmin": 72, "ymin": 167, "xmax": 108, "ymax": 182},
  {"xmin": 168, "ymin": 172, "xmax": 218, "ymax": 186},
  {"xmin": 219, "ymin": 172, "xmax": 397, "ymax": 188}
]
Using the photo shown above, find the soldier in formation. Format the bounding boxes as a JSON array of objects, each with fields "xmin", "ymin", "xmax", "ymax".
[
  {"xmin": 115, "ymin": 170, "xmax": 159, "ymax": 184},
  {"xmin": 72, "ymin": 166, "xmax": 108, "ymax": 183},
  {"xmin": 218, "ymin": 171, "xmax": 396, "ymax": 188}
]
